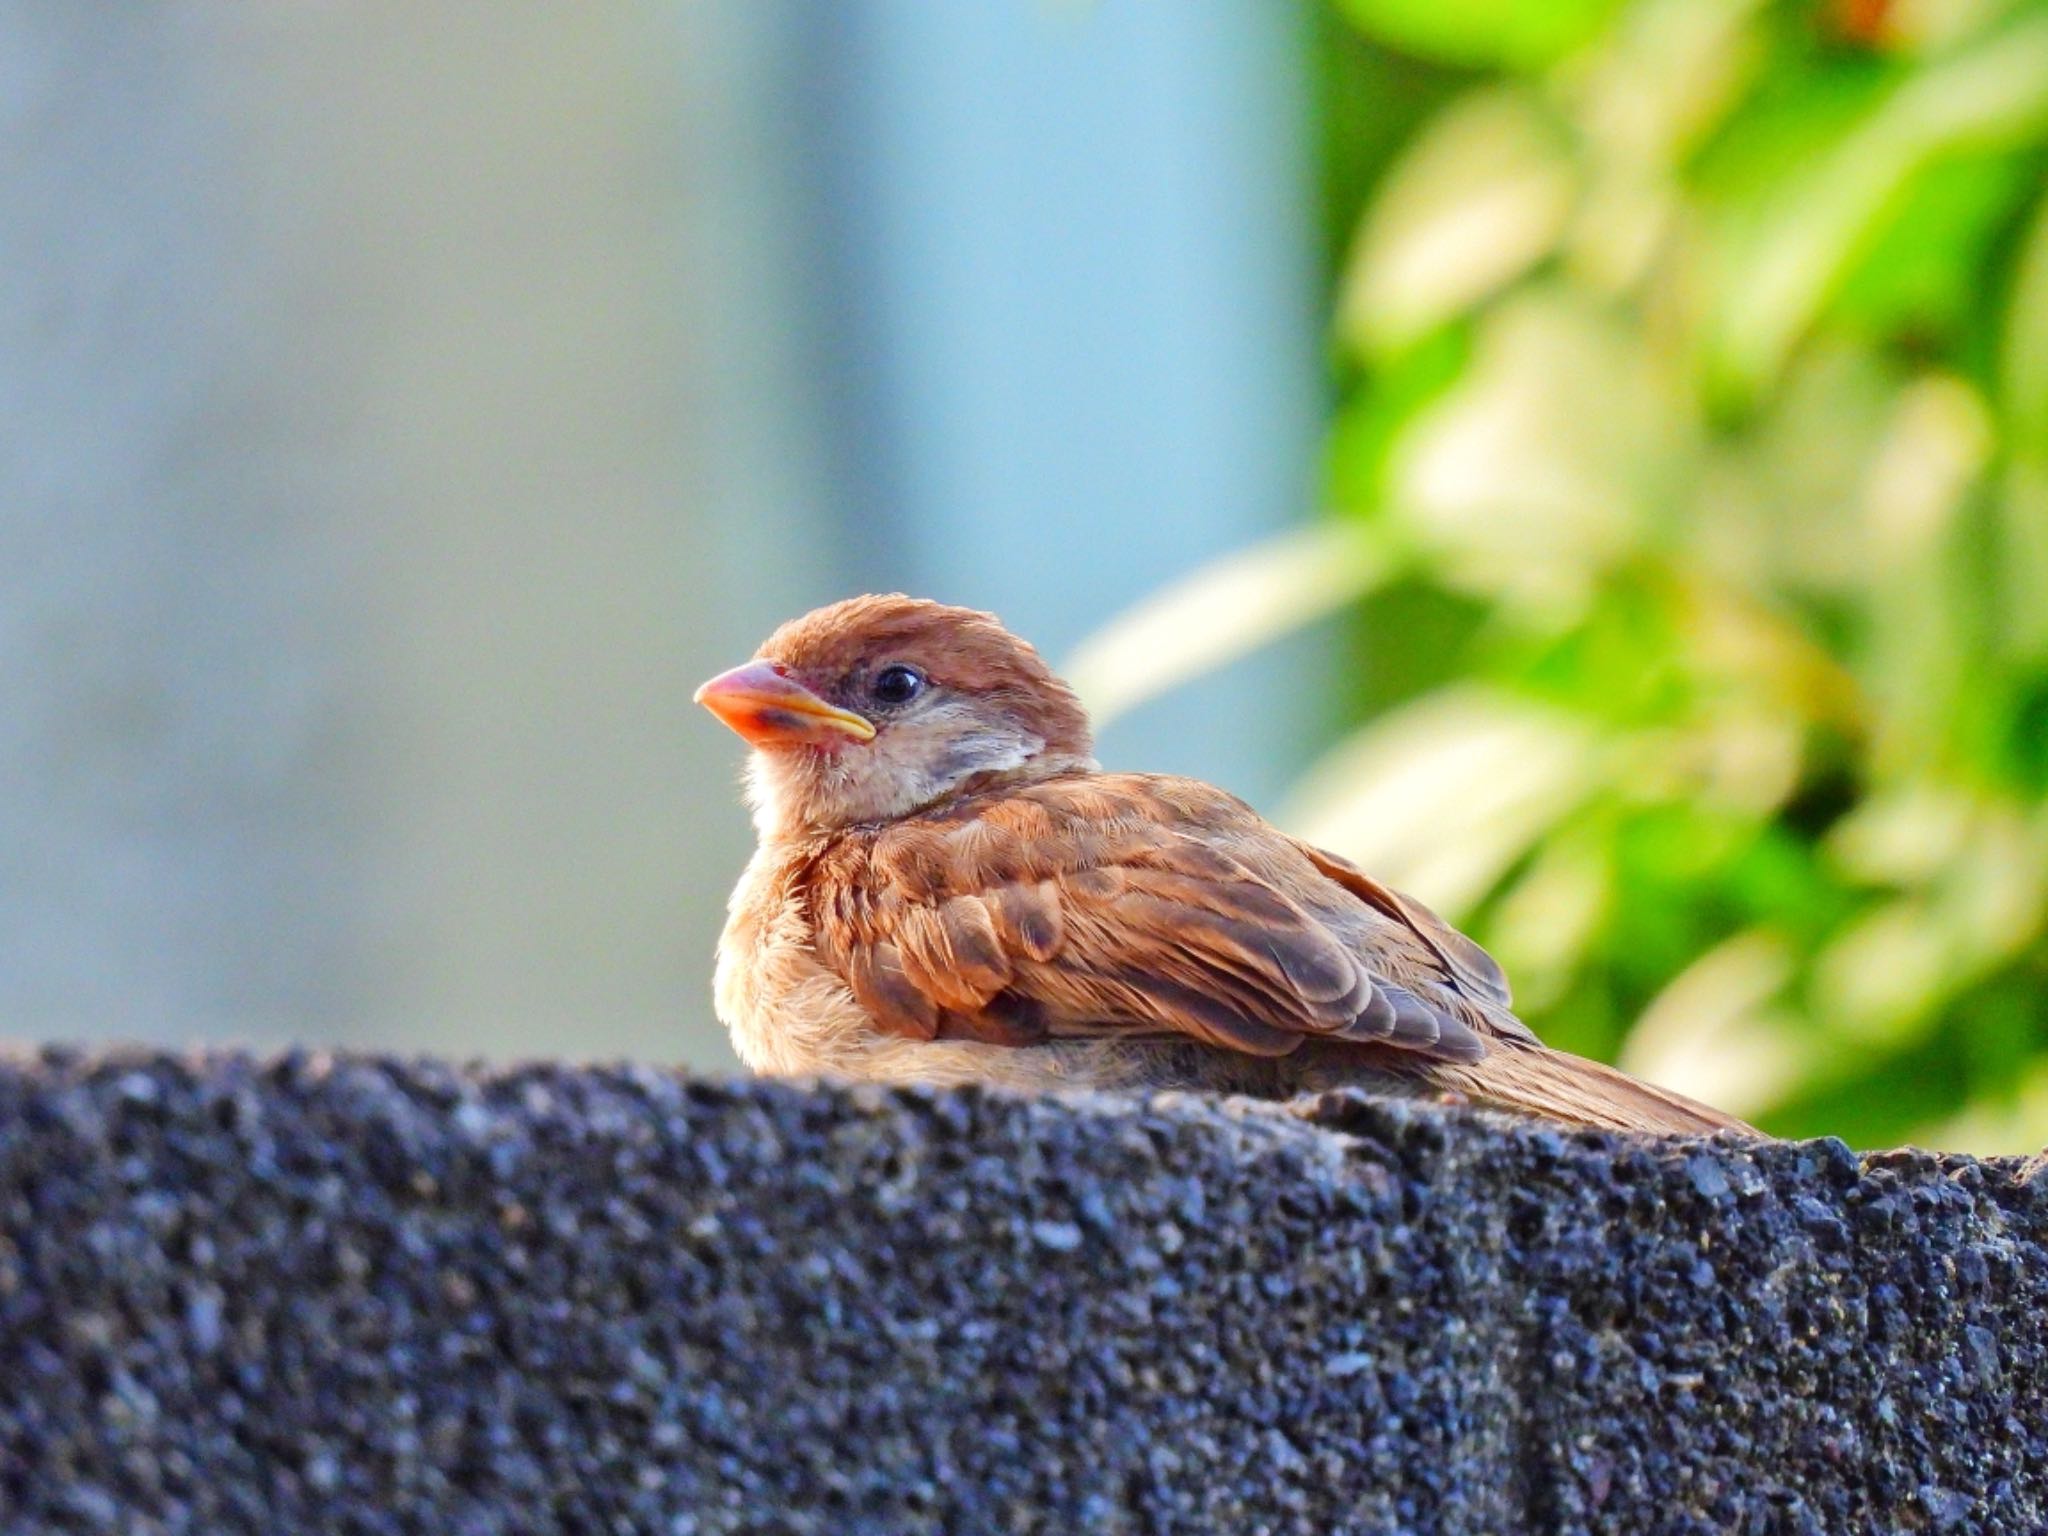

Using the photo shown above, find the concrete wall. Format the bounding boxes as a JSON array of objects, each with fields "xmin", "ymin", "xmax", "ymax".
[{"xmin": 3, "ymin": 1051, "xmax": 2042, "ymax": 1533}]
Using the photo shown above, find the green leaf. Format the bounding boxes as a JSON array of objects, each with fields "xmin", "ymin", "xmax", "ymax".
[
  {"xmin": 1384, "ymin": 291, "xmax": 1668, "ymax": 602},
  {"xmin": 1339, "ymin": 88, "xmax": 1576, "ymax": 357},
  {"xmin": 1703, "ymin": 14, "xmax": 2048, "ymax": 403},
  {"xmin": 1617, "ymin": 928, "xmax": 1816, "ymax": 1119},
  {"xmin": 1333, "ymin": 0, "xmax": 1627, "ymax": 71},
  {"xmin": 1062, "ymin": 521, "xmax": 1407, "ymax": 730},
  {"xmin": 1829, "ymin": 153, "xmax": 2037, "ymax": 350},
  {"xmin": 2004, "ymin": 189, "xmax": 2048, "ymax": 445},
  {"xmin": 1282, "ymin": 686, "xmax": 1598, "ymax": 913}
]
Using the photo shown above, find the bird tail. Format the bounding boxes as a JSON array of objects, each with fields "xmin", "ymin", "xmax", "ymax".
[{"xmin": 1443, "ymin": 1044, "xmax": 1760, "ymax": 1138}]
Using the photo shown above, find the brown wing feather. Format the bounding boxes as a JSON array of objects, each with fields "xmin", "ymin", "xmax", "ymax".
[
  {"xmin": 804, "ymin": 774, "xmax": 1521, "ymax": 1066},
  {"xmin": 1297, "ymin": 841, "xmax": 1514, "ymax": 1007},
  {"xmin": 1433, "ymin": 1046, "xmax": 1757, "ymax": 1136},
  {"xmin": 890, "ymin": 896, "xmax": 1010, "ymax": 1011},
  {"xmin": 984, "ymin": 880, "xmax": 1063, "ymax": 961},
  {"xmin": 843, "ymin": 942, "xmax": 938, "ymax": 1040}
]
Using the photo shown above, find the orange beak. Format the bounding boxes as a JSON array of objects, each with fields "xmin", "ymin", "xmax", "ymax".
[{"xmin": 694, "ymin": 660, "xmax": 877, "ymax": 748}]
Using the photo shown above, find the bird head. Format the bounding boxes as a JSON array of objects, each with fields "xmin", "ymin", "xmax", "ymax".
[{"xmin": 696, "ymin": 595, "xmax": 1095, "ymax": 838}]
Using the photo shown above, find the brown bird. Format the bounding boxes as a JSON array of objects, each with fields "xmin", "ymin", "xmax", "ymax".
[{"xmin": 697, "ymin": 594, "xmax": 1755, "ymax": 1137}]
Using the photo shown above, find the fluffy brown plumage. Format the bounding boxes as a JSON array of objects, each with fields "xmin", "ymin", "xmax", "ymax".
[{"xmin": 698, "ymin": 594, "xmax": 1756, "ymax": 1137}]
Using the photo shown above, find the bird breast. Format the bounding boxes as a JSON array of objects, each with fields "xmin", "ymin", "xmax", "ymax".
[{"xmin": 715, "ymin": 842, "xmax": 1073, "ymax": 1089}]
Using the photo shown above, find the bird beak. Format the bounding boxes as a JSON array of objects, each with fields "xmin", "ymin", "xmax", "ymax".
[{"xmin": 694, "ymin": 660, "xmax": 877, "ymax": 748}]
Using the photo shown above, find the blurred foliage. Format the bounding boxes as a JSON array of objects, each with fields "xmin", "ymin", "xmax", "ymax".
[{"xmin": 1071, "ymin": 0, "xmax": 2048, "ymax": 1152}]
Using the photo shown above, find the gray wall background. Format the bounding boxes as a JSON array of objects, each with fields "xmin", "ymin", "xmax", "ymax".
[{"xmin": 0, "ymin": 2, "xmax": 1323, "ymax": 1067}]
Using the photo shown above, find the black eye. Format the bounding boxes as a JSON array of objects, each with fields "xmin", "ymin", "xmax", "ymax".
[{"xmin": 869, "ymin": 663, "xmax": 926, "ymax": 707}]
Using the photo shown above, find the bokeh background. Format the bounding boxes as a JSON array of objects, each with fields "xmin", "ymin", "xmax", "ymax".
[{"xmin": 5, "ymin": 0, "xmax": 2045, "ymax": 1152}]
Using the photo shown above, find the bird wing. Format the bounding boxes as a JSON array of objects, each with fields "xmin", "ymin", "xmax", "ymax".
[
  {"xmin": 803, "ymin": 773, "xmax": 1527, "ymax": 1063},
  {"xmin": 1291, "ymin": 842, "xmax": 1522, "ymax": 1014}
]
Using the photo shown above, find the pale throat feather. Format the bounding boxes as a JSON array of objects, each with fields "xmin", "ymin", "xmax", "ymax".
[{"xmin": 742, "ymin": 701, "xmax": 1074, "ymax": 839}]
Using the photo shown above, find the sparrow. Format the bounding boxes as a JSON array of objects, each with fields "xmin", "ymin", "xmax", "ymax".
[{"xmin": 696, "ymin": 594, "xmax": 1755, "ymax": 1137}]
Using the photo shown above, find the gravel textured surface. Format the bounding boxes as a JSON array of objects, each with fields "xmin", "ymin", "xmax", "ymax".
[{"xmin": 0, "ymin": 1050, "xmax": 2043, "ymax": 1534}]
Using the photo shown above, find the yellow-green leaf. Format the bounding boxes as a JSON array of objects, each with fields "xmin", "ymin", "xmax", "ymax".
[
  {"xmin": 1282, "ymin": 686, "xmax": 1597, "ymax": 914},
  {"xmin": 1339, "ymin": 88, "xmax": 1576, "ymax": 358},
  {"xmin": 1703, "ymin": 14, "xmax": 2048, "ymax": 402},
  {"xmin": 1063, "ymin": 521, "xmax": 1404, "ymax": 731},
  {"xmin": 1334, "ymin": 0, "xmax": 1625, "ymax": 71}
]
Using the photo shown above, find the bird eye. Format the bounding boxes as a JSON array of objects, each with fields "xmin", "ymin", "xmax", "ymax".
[{"xmin": 869, "ymin": 663, "xmax": 926, "ymax": 708}]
